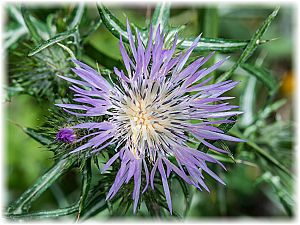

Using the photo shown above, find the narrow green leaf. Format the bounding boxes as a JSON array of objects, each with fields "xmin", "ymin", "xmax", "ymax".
[
  {"xmin": 178, "ymin": 37, "xmax": 273, "ymax": 53},
  {"xmin": 218, "ymin": 140, "xmax": 235, "ymax": 161},
  {"xmin": 21, "ymin": 7, "xmax": 43, "ymax": 43},
  {"xmin": 28, "ymin": 27, "xmax": 77, "ymax": 56},
  {"xmin": 97, "ymin": 4, "xmax": 128, "ymax": 41},
  {"xmin": 5, "ymin": 203, "xmax": 79, "ymax": 220},
  {"xmin": 23, "ymin": 127, "xmax": 52, "ymax": 145},
  {"xmin": 240, "ymin": 7, "xmax": 280, "ymax": 63},
  {"xmin": 216, "ymin": 7, "xmax": 280, "ymax": 83},
  {"xmin": 7, "ymin": 157, "xmax": 77, "ymax": 214},
  {"xmin": 97, "ymin": 4, "xmax": 272, "ymax": 54},
  {"xmin": 241, "ymin": 63, "xmax": 278, "ymax": 94},
  {"xmin": 151, "ymin": 2, "xmax": 171, "ymax": 33}
]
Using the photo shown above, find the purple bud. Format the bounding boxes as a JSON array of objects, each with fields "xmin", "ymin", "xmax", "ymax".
[{"xmin": 56, "ymin": 128, "xmax": 76, "ymax": 143}]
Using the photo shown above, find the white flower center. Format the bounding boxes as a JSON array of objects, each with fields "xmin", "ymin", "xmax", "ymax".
[{"xmin": 110, "ymin": 79, "xmax": 189, "ymax": 160}]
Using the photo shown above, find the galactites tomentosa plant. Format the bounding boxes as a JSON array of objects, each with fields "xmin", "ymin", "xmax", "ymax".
[{"xmin": 55, "ymin": 20, "xmax": 244, "ymax": 214}]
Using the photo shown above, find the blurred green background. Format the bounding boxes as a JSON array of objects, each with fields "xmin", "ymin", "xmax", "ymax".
[{"xmin": 5, "ymin": 3, "xmax": 295, "ymax": 218}]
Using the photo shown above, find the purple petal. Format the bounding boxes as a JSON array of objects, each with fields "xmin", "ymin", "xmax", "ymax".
[
  {"xmin": 158, "ymin": 159, "xmax": 172, "ymax": 214},
  {"xmin": 102, "ymin": 152, "xmax": 120, "ymax": 173}
]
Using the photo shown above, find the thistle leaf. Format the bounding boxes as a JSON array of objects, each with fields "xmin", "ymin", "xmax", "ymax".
[
  {"xmin": 23, "ymin": 127, "xmax": 52, "ymax": 145},
  {"xmin": 179, "ymin": 38, "xmax": 251, "ymax": 53},
  {"xmin": 216, "ymin": 6, "xmax": 280, "ymax": 83},
  {"xmin": 28, "ymin": 27, "xmax": 78, "ymax": 56},
  {"xmin": 97, "ymin": 4, "xmax": 128, "ymax": 41},
  {"xmin": 5, "ymin": 203, "xmax": 79, "ymax": 220},
  {"xmin": 7, "ymin": 157, "xmax": 77, "ymax": 214},
  {"xmin": 98, "ymin": 4, "xmax": 264, "ymax": 53}
]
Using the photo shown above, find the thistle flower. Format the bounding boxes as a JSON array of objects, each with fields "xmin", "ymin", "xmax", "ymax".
[
  {"xmin": 56, "ymin": 20, "xmax": 243, "ymax": 214},
  {"xmin": 56, "ymin": 128, "xmax": 76, "ymax": 143}
]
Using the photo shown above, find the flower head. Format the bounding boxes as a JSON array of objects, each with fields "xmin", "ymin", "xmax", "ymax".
[
  {"xmin": 56, "ymin": 128, "xmax": 76, "ymax": 143},
  {"xmin": 56, "ymin": 20, "xmax": 243, "ymax": 214}
]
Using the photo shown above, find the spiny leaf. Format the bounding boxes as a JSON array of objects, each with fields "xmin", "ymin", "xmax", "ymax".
[
  {"xmin": 97, "ymin": 4, "xmax": 128, "ymax": 41},
  {"xmin": 217, "ymin": 6, "xmax": 280, "ymax": 83},
  {"xmin": 178, "ymin": 37, "xmax": 274, "ymax": 53},
  {"xmin": 5, "ymin": 203, "xmax": 79, "ymax": 220},
  {"xmin": 98, "ymin": 4, "xmax": 267, "ymax": 53},
  {"xmin": 151, "ymin": 2, "xmax": 171, "ymax": 33},
  {"xmin": 7, "ymin": 157, "xmax": 77, "ymax": 214},
  {"xmin": 240, "ymin": 7, "xmax": 280, "ymax": 63},
  {"xmin": 28, "ymin": 27, "xmax": 78, "ymax": 56},
  {"xmin": 241, "ymin": 63, "xmax": 278, "ymax": 94},
  {"xmin": 23, "ymin": 127, "xmax": 52, "ymax": 145}
]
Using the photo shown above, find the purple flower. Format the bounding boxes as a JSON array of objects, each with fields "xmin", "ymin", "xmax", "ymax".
[
  {"xmin": 56, "ymin": 20, "xmax": 243, "ymax": 214},
  {"xmin": 56, "ymin": 128, "xmax": 76, "ymax": 143}
]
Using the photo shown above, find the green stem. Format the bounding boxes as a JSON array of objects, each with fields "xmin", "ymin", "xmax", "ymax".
[
  {"xmin": 5, "ymin": 203, "xmax": 79, "ymax": 220},
  {"xmin": 7, "ymin": 157, "xmax": 77, "ymax": 214}
]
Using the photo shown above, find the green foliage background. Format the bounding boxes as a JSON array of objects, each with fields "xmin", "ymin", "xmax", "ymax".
[{"xmin": 4, "ymin": 2, "xmax": 295, "ymax": 220}]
